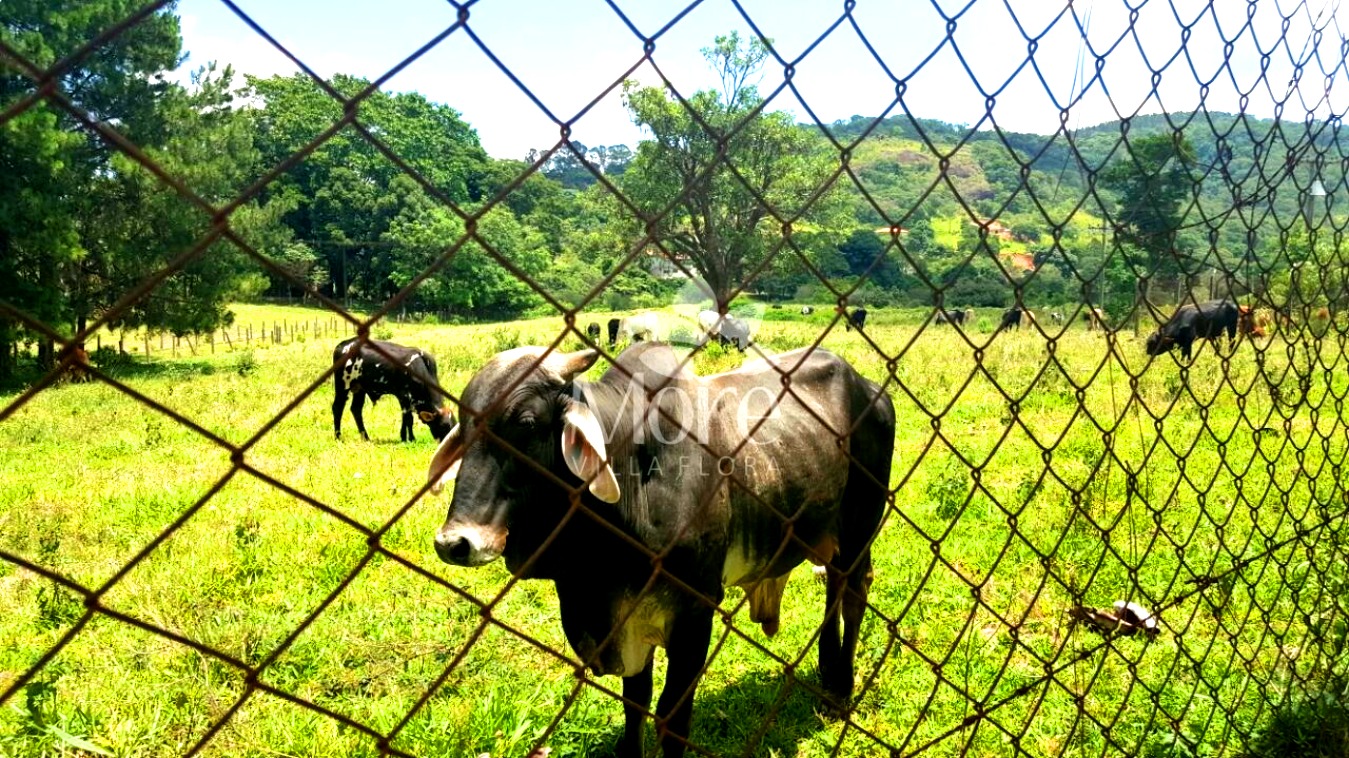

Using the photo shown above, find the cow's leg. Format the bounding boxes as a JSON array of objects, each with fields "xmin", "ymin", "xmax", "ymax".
[
  {"xmin": 654, "ymin": 606, "xmax": 713, "ymax": 758},
  {"xmin": 332, "ymin": 386, "xmax": 347, "ymax": 440},
  {"xmin": 399, "ymin": 398, "xmax": 415, "ymax": 442},
  {"xmin": 350, "ymin": 390, "xmax": 371, "ymax": 441},
  {"xmin": 838, "ymin": 551, "xmax": 874, "ymax": 697},
  {"xmin": 617, "ymin": 660, "xmax": 654, "ymax": 758},
  {"xmin": 819, "ymin": 565, "xmax": 845, "ymax": 696}
]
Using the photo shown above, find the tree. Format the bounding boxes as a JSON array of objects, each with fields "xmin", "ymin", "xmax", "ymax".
[
  {"xmin": 1, "ymin": 0, "xmax": 211, "ymax": 372},
  {"xmin": 1099, "ymin": 133, "xmax": 1199, "ymax": 324},
  {"xmin": 621, "ymin": 32, "xmax": 838, "ymax": 310},
  {"xmin": 247, "ymin": 73, "xmax": 491, "ymax": 301}
]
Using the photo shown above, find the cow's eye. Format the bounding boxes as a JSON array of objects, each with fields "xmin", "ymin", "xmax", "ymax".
[{"xmin": 517, "ymin": 415, "xmax": 537, "ymax": 429}]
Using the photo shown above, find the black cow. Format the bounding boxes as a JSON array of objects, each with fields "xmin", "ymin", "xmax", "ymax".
[
  {"xmin": 429, "ymin": 343, "xmax": 895, "ymax": 757},
  {"xmin": 607, "ymin": 318, "xmax": 621, "ymax": 348},
  {"xmin": 332, "ymin": 338, "xmax": 454, "ymax": 442},
  {"xmin": 845, "ymin": 307, "xmax": 868, "ymax": 332},
  {"xmin": 997, "ymin": 307, "xmax": 1034, "ymax": 333},
  {"xmin": 1146, "ymin": 299, "xmax": 1241, "ymax": 360},
  {"xmin": 935, "ymin": 309, "xmax": 969, "ymax": 327},
  {"xmin": 586, "ymin": 323, "xmax": 602, "ymax": 343}
]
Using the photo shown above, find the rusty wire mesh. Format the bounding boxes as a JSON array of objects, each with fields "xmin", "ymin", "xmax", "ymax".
[{"xmin": 3, "ymin": 1, "xmax": 1349, "ymax": 756}]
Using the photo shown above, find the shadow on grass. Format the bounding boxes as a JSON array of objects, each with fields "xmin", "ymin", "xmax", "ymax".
[
  {"xmin": 0, "ymin": 355, "xmax": 233, "ymax": 398},
  {"xmin": 690, "ymin": 669, "xmax": 833, "ymax": 756}
]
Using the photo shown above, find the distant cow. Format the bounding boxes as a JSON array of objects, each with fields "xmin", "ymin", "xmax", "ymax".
[
  {"xmin": 698, "ymin": 310, "xmax": 753, "ymax": 351},
  {"xmin": 586, "ymin": 323, "xmax": 602, "ymax": 343},
  {"xmin": 60, "ymin": 344, "xmax": 92, "ymax": 384},
  {"xmin": 1145, "ymin": 300, "xmax": 1241, "ymax": 360},
  {"xmin": 1050, "ymin": 312, "xmax": 1064, "ymax": 325},
  {"xmin": 619, "ymin": 313, "xmax": 661, "ymax": 343},
  {"xmin": 997, "ymin": 307, "xmax": 1035, "ymax": 333},
  {"xmin": 935, "ymin": 309, "xmax": 969, "ymax": 327},
  {"xmin": 845, "ymin": 307, "xmax": 868, "ymax": 332},
  {"xmin": 332, "ymin": 338, "xmax": 455, "ymax": 442},
  {"xmin": 1237, "ymin": 305, "xmax": 1266, "ymax": 339},
  {"xmin": 607, "ymin": 318, "xmax": 621, "ymax": 348},
  {"xmin": 430, "ymin": 342, "xmax": 894, "ymax": 757},
  {"xmin": 1083, "ymin": 307, "xmax": 1108, "ymax": 331},
  {"xmin": 801, "ymin": 306, "xmax": 815, "ymax": 315}
]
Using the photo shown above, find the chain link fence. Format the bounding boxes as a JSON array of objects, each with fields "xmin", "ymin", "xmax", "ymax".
[{"xmin": 3, "ymin": 1, "xmax": 1349, "ymax": 756}]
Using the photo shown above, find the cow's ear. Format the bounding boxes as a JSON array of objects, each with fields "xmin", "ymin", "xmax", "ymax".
[
  {"xmin": 560, "ymin": 401, "xmax": 621, "ymax": 503},
  {"xmin": 546, "ymin": 349, "xmax": 601, "ymax": 382},
  {"xmin": 427, "ymin": 424, "xmax": 462, "ymax": 495},
  {"xmin": 417, "ymin": 410, "xmax": 434, "ymax": 423}
]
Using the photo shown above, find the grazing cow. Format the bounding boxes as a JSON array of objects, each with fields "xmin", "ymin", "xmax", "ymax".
[
  {"xmin": 332, "ymin": 338, "xmax": 455, "ymax": 442},
  {"xmin": 607, "ymin": 318, "xmax": 621, "ymax": 349},
  {"xmin": 1082, "ymin": 307, "xmax": 1108, "ymax": 331},
  {"xmin": 997, "ymin": 307, "xmax": 1035, "ymax": 334},
  {"xmin": 430, "ymin": 343, "xmax": 895, "ymax": 757},
  {"xmin": 1050, "ymin": 312, "xmax": 1064, "ymax": 325},
  {"xmin": 845, "ymin": 307, "xmax": 868, "ymax": 332},
  {"xmin": 935, "ymin": 309, "xmax": 968, "ymax": 327},
  {"xmin": 1145, "ymin": 299, "xmax": 1241, "ymax": 360},
  {"xmin": 697, "ymin": 310, "xmax": 753, "ymax": 351},
  {"xmin": 801, "ymin": 305, "xmax": 815, "ymax": 316},
  {"xmin": 586, "ymin": 323, "xmax": 602, "ymax": 343},
  {"xmin": 619, "ymin": 312, "xmax": 662, "ymax": 343}
]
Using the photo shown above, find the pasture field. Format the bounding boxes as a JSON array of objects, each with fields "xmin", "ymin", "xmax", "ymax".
[{"xmin": 2, "ymin": 302, "xmax": 1347, "ymax": 757}]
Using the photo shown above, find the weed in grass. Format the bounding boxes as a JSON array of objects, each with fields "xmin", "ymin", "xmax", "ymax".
[
  {"xmin": 928, "ymin": 459, "xmax": 970, "ymax": 521},
  {"xmin": 233, "ymin": 350, "xmax": 258, "ymax": 377},
  {"xmin": 34, "ymin": 585, "xmax": 84, "ymax": 631},
  {"xmin": 491, "ymin": 327, "xmax": 521, "ymax": 353}
]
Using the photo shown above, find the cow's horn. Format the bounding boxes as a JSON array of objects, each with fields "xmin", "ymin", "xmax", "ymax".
[{"xmin": 546, "ymin": 349, "xmax": 600, "ymax": 381}]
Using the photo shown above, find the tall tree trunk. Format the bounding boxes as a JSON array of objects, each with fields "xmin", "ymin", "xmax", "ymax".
[
  {"xmin": 0, "ymin": 319, "xmax": 13, "ymax": 381},
  {"xmin": 1133, "ymin": 277, "xmax": 1151, "ymax": 336}
]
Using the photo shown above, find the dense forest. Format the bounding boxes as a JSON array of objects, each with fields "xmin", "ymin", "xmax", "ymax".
[{"xmin": 3, "ymin": 5, "xmax": 1344, "ymax": 377}]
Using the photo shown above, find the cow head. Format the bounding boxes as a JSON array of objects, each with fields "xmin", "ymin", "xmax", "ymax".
[
  {"xmin": 1145, "ymin": 331, "xmax": 1173, "ymax": 355},
  {"xmin": 417, "ymin": 407, "xmax": 456, "ymax": 440},
  {"xmin": 429, "ymin": 347, "xmax": 619, "ymax": 569}
]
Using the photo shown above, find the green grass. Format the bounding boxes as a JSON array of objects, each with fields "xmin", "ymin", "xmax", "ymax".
[{"xmin": 2, "ymin": 303, "xmax": 1347, "ymax": 757}]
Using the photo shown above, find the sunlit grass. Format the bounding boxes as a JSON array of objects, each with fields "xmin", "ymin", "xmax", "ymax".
[{"xmin": 2, "ymin": 303, "xmax": 1346, "ymax": 757}]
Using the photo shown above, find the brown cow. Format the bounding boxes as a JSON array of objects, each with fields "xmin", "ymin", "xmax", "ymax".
[
  {"xmin": 1082, "ymin": 307, "xmax": 1108, "ymax": 331},
  {"xmin": 1237, "ymin": 305, "xmax": 1267, "ymax": 339},
  {"xmin": 61, "ymin": 344, "xmax": 92, "ymax": 384}
]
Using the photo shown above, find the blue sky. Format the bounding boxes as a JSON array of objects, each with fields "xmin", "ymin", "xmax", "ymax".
[{"xmin": 175, "ymin": 0, "xmax": 1349, "ymax": 159}]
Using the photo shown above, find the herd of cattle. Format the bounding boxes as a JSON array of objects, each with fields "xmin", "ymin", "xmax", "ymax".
[{"xmin": 314, "ymin": 296, "xmax": 1326, "ymax": 756}]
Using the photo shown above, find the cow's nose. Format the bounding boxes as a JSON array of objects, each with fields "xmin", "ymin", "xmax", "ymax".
[{"xmin": 434, "ymin": 535, "xmax": 469, "ymax": 565}]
